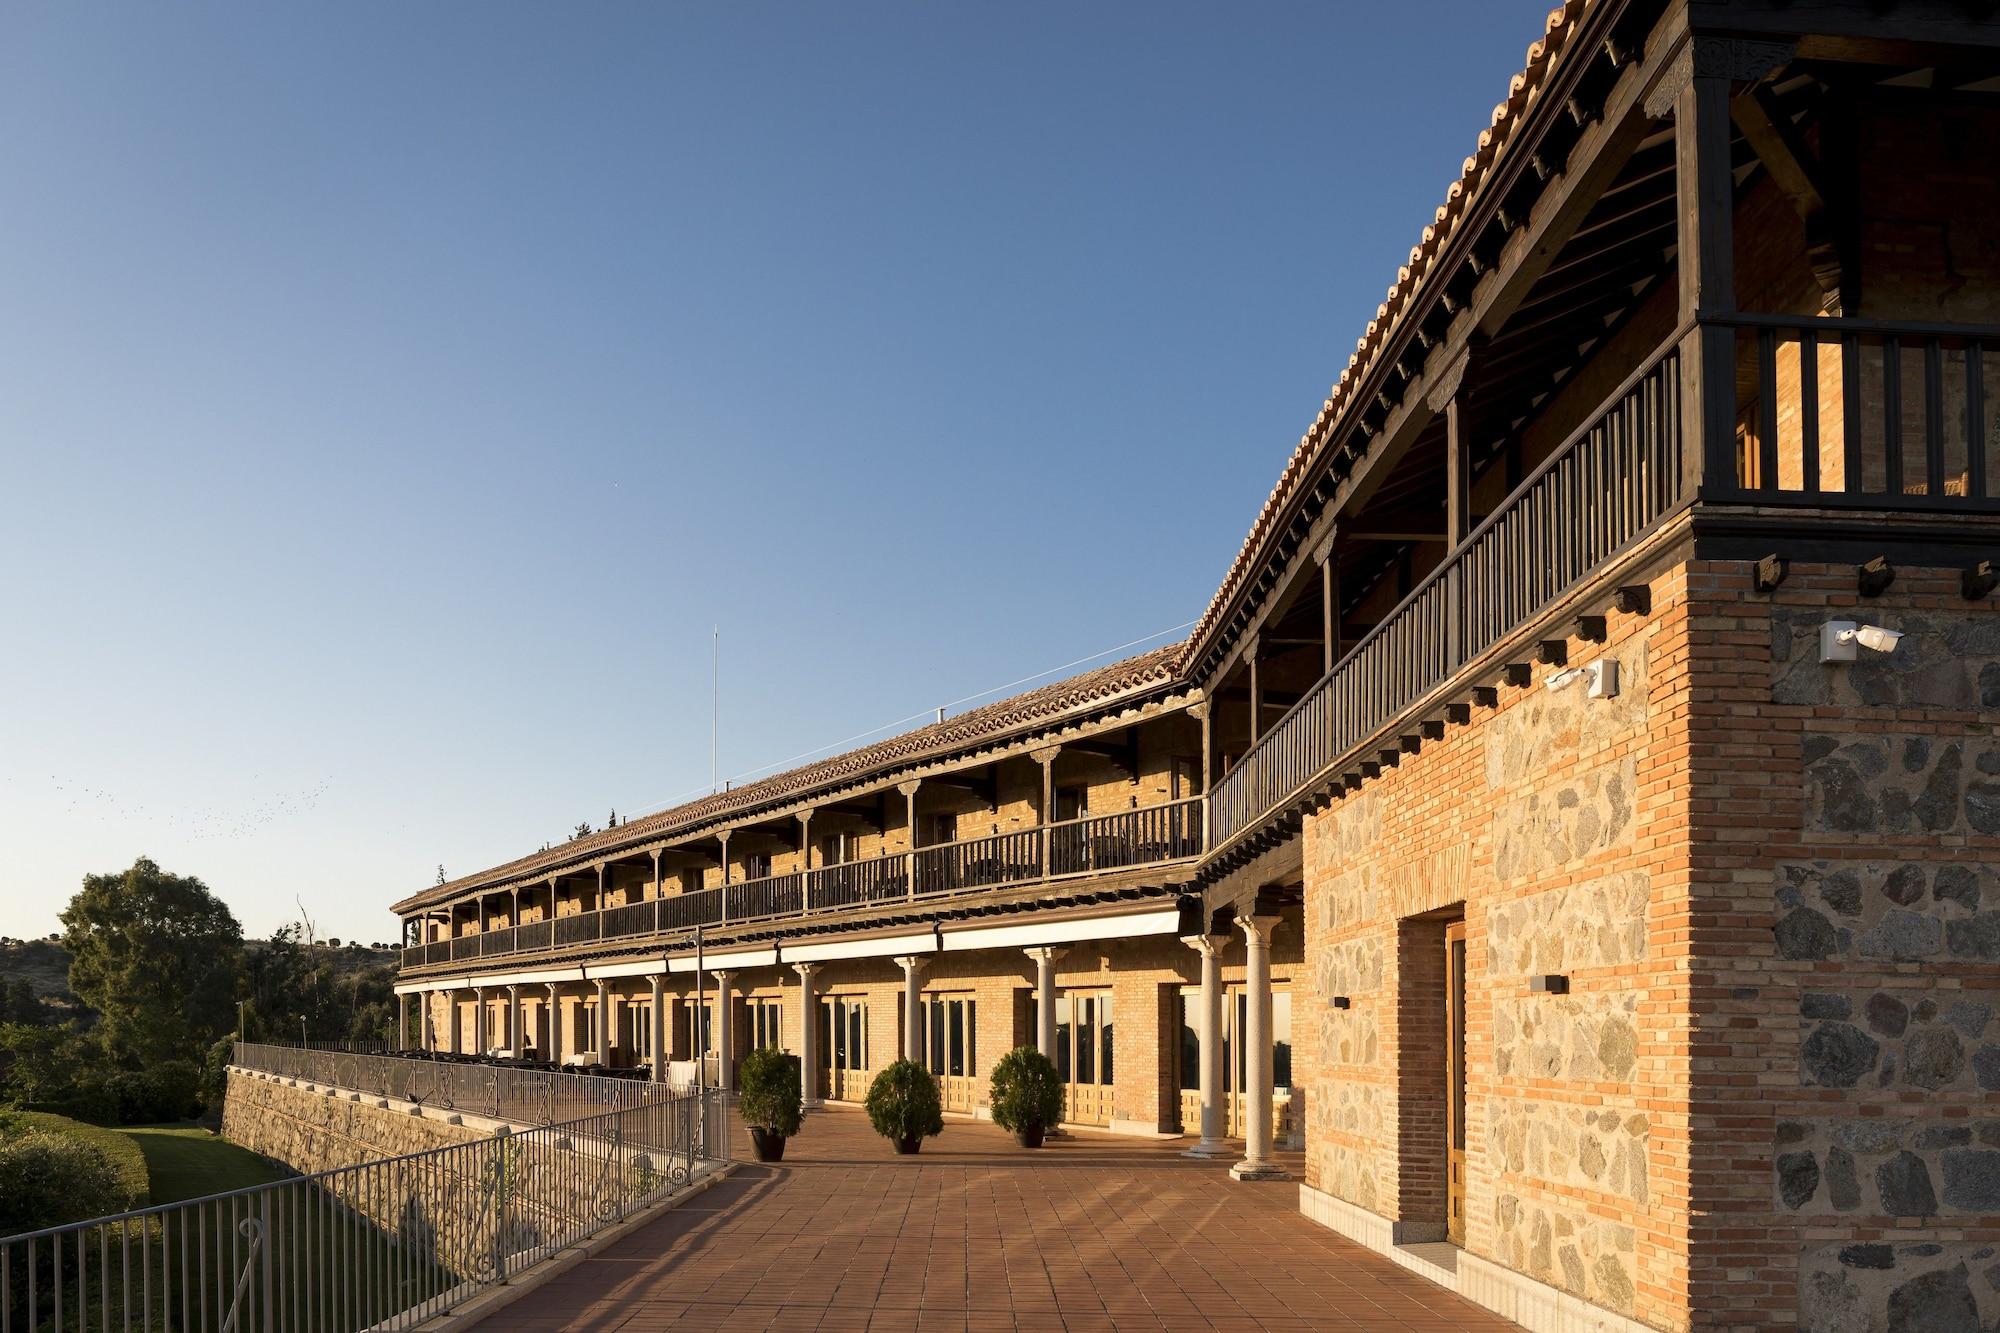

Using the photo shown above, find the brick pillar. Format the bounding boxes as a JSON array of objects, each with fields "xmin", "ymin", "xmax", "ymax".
[
  {"xmin": 507, "ymin": 984, "xmax": 522, "ymax": 1054},
  {"xmin": 397, "ymin": 993, "xmax": 410, "ymax": 1051},
  {"xmin": 547, "ymin": 983, "xmax": 563, "ymax": 1064}
]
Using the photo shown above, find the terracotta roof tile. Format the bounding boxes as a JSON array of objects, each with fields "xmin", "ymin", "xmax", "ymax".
[
  {"xmin": 394, "ymin": 642, "xmax": 1183, "ymax": 912},
  {"xmin": 1176, "ymin": 2, "xmax": 1592, "ymax": 673}
]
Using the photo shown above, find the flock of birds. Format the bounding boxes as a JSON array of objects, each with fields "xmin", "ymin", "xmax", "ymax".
[{"xmin": 42, "ymin": 774, "xmax": 332, "ymax": 841}]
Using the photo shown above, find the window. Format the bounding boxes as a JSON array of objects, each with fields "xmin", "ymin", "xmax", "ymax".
[
  {"xmin": 925, "ymin": 996, "xmax": 975, "ymax": 1078},
  {"xmin": 750, "ymin": 999, "xmax": 781, "ymax": 1050},
  {"xmin": 818, "ymin": 832, "xmax": 849, "ymax": 866},
  {"xmin": 923, "ymin": 812, "xmax": 956, "ymax": 848},
  {"xmin": 1055, "ymin": 787, "xmax": 1088, "ymax": 822},
  {"xmin": 1232, "ymin": 988, "xmax": 1294, "ymax": 1091},
  {"xmin": 743, "ymin": 853, "xmax": 772, "ymax": 881}
]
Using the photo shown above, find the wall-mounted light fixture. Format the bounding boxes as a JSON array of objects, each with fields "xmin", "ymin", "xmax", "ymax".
[
  {"xmin": 1545, "ymin": 659, "xmax": 1619, "ymax": 698},
  {"xmin": 1528, "ymin": 975, "xmax": 1569, "ymax": 995},
  {"xmin": 1820, "ymin": 620, "xmax": 1904, "ymax": 663},
  {"xmin": 1332, "ymin": 996, "xmax": 1351, "ymax": 1009}
]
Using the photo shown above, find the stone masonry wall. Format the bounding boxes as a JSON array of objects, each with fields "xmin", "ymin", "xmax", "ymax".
[
  {"xmin": 1684, "ymin": 562, "xmax": 2000, "ymax": 1333},
  {"xmin": 1301, "ymin": 561, "xmax": 1695, "ymax": 1332}
]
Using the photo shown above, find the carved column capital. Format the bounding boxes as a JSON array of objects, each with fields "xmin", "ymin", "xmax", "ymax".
[
  {"xmin": 1182, "ymin": 933, "xmax": 1230, "ymax": 960},
  {"xmin": 1234, "ymin": 913, "xmax": 1282, "ymax": 949},
  {"xmin": 1423, "ymin": 348, "xmax": 1472, "ymax": 414},
  {"xmin": 1030, "ymin": 744, "xmax": 1062, "ymax": 768},
  {"xmin": 1646, "ymin": 34, "xmax": 1795, "ymax": 119}
]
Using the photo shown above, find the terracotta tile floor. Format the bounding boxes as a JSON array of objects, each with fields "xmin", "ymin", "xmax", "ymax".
[{"xmin": 470, "ymin": 1107, "xmax": 1522, "ymax": 1332}]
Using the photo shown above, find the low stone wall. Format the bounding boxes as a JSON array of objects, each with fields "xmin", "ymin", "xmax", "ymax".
[
  {"xmin": 222, "ymin": 1068, "xmax": 702, "ymax": 1283},
  {"xmin": 222, "ymin": 1068, "xmax": 490, "ymax": 1173}
]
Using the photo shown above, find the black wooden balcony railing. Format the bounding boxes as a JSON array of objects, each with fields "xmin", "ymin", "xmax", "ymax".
[
  {"xmin": 402, "ymin": 797, "xmax": 1203, "ymax": 970},
  {"xmin": 1209, "ymin": 335, "xmax": 1689, "ymax": 848},
  {"xmin": 1718, "ymin": 313, "xmax": 2000, "ymax": 511}
]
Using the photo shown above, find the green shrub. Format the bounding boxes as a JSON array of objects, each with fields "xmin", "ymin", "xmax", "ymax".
[
  {"xmin": 13, "ymin": 1112, "xmax": 149, "ymax": 1208},
  {"xmin": 0, "ymin": 1131, "xmax": 128, "ymax": 1236},
  {"xmin": 736, "ymin": 1048, "xmax": 802, "ymax": 1136},
  {"xmin": 864, "ymin": 1059, "xmax": 943, "ymax": 1145},
  {"xmin": 144, "ymin": 1059, "xmax": 202, "ymax": 1121},
  {"xmin": 986, "ymin": 1046, "xmax": 1063, "ymax": 1134}
]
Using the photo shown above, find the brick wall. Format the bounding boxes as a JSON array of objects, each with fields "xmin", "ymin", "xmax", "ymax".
[
  {"xmin": 1683, "ymin": 560, "xmax": 2000, "ymax": 1333},
  {"xmin": 1300, "ymin": 560, "xmax": 1695, "ymax": 1330}
]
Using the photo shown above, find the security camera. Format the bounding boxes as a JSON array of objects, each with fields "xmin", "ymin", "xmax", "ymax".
[
  {"xmin": 1820, "ymin": 620, "xmax": 1904, "ymax": 663},
  {"xmin": 1544, "ymin": 659, "xmax": 1619, "ymax": 698}
]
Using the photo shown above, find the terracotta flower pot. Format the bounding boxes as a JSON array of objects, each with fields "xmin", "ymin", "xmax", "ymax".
[
  {"xmin": 1016, "ymin": 1121, "xmax": 1046, "ymax": 1149},
  {"xmin": 748, "ymin": 1127, "xmax": 787, "ymax": 1162},
  {"xmin": 894, "ymin": 1135, "xmax": 922, "ymax": 1155}
]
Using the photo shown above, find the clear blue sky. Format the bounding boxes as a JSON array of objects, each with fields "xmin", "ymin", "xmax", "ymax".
[{"xmin": 0, "ymin": 2, "xmax": 1542, "ymax": 945}]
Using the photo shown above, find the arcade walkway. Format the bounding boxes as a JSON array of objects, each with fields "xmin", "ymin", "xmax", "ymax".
[{"xmin": 470, "ymin": 1108, "xmax": 1522, "ymax": 1332}]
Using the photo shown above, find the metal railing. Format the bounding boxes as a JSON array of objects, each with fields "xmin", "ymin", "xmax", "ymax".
[
  {"xmin": 231, "ymin": 1044, "xmax": 672, "ymax": 1125},
  {"xmin": 1210, "ymin": 337, "xmax": 1687, "ymax": 847},
  {"xmin": 401, "ymin": 798, "xmax": 1204, "ymax": 970},
  {"xmin": 1, "ymin": 1075, "xmax": 723, "ymax": 1333}
]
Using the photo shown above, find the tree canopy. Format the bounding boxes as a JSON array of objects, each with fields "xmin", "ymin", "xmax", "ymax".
[{"xmin": 59, "ymin": 858, "xmax": 243, "ymax": 1064}]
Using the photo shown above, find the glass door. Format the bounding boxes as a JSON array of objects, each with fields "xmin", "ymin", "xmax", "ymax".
[
  {"xmin": 1174, "ymin": 985, "xmax": 1293, "ymax": 1138},
  {"xmin": 1446, "ymin": 921, "xmax": 1468, "ymax": 1245},
  {"xmin": 1055, "ymin": 990, "xmax": 1114, "ymax": 1125},
  {"xmin": 819, "ymin": 997, "xmax": 870, "ymax": 1101},
  {"xmin": 924, "ymin": 995, "xmax": 977, "ymax": 1112}
]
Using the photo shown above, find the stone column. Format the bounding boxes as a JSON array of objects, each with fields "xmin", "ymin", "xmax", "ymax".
[
  {"xmin": 899, "ymin": 956, "xmax": 926, "ymax": 1063},
  {"xmin": 1230, "ymin": 913, "xmax": 1287, "ymax": 1181},
  {"xmin": 713, "ymin": 970, "xmax": 735, "ymax": 1094},
  {"xmin": 472, "ymin": 986, "xmax": 487, "ymax": 1055},
  {"xmin": 507, "ymin": 984, "xmax": 522, "ymax": 1055},
  {"xmin": 793, "ymin": 963, "xmax": 822, "ymax": 1107},
  {"xmin": 1026, "ymin": 947, "xmax": 1065, "ymax": 1060},
  {"xmin": 1183, "ymin": 933, "xmax": 1232, "ymax": 1158},
  {"xmin": 595, "ymin": 977, "xmax": 612, "ymax": 1062},
  {"xmin": 398, "ymin": 993, "xmax": 410, "ymax": 1051},
  {"xmin": 650, "ymin": 975, "xmax": 667, "ymax": 1082},
  {"xmin": 547, "ymin": 983, "xmax": 563, "ymax": 1064}
]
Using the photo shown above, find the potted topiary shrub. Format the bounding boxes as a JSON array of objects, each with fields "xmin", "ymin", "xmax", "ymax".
[
  {"xmin": 737, "ymin": 1047, "xmax": 803, "ymax": 1163},
  {"xmin": 987, "ymin": 1045, "xmax": 1063, "ymax": 1147},
  {"xmin": 865, "ymin": 1059, "xmax": 944, "ymax": 1155}
]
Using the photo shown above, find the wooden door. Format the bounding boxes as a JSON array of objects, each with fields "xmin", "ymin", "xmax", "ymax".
[{"xmin": 1445, "ymin": 920, "xmax": 1468, "ymax": 1246}]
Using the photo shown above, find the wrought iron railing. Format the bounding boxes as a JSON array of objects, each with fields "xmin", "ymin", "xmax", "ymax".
[
  {"xmin": 1210, "ymin": 338, "xmax": 1687, "ymax": 847},
  {"xmin": 0, "ymin": 1070, "xmax": 722, "ymax": 1333},
  {"xmin": 400, "ymin": 800, "xmax": 1204, "ymax": 971},
  {"xmin": 232, "ymin": 1043, "xmax": 673, "ymax": 1123}
]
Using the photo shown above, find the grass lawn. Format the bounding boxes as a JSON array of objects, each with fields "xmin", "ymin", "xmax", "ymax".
[
  {"xmin": 15, "ymin": 1111, "xmax": 151, "ymax": 1210},
  {"xmin": 121, "ymin": 1123, "xmax": 289, "ymax": 1204}
]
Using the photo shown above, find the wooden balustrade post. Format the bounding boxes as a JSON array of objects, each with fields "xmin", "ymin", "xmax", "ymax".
[
  {"xmin": 1032, "ymin": 745, "xmax": 1060, "ymax": 875},
  {"xmin": 717, "ymin": 831, "xmax": 732, "ymax": 925},
  {"xmin": 898, "ymin": 780, "xmax": 922, "ymax": 897},
  {"xmin": 797, "ymin": 810, "xmax": 814, "ymax": 910}
]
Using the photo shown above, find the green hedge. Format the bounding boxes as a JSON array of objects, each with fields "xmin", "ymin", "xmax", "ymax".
[{"xmin": 13, "ymin": 1111, "xmax": 150, "ymax": 1209}]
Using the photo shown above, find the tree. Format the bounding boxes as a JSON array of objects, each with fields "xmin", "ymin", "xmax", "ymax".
[
  {"xmin": 59, "ymin": 858, "xmax": 243, "ymax": 1065},
  {"xmin": 0, "ymin": 980, "xmax": 47, "ymax": 1027},
  {"xmin": 571, "ymin": 822, "xmax": 594, "ymax": 841}
]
